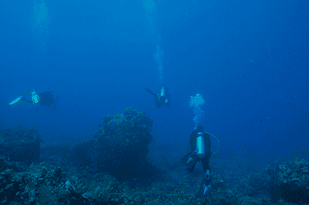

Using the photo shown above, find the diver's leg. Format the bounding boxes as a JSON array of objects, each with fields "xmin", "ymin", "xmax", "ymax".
[
  {"xmin": 188, "ymin": 160, "xmax": 197, "ymax": 173},
  {"xmin": 202, "ymin": 157, "xmax": 210, "ymax": 173},
  {"xmin": 21, "ymin": 98, "xmax": 33, "ymax": 104},
  {"xmin": 202, "ymin": 157, "xmax": 211, "ymax": 185},
  {"xmin": 166, "ymin": 100, "xmax": 171, "ymax": 107},
  {"xmin": 155, "ymin": 99, "xmax": 161, "ymax": 108},
  {"xmin": 196, "ymin": 167, "xmax": 212, "ymax": 198}
]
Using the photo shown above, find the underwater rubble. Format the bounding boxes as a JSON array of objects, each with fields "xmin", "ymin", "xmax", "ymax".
[
  {"xmin": 1, "ymin": 153, "xmax": 309, "ymax": 205},
  {"xmin": 266, "ymin": 158, "xmax": 309, "ymax": 204},
  {"xmin": 1, "ymin": 108, "xmax": 309, "ymax": 204},
  {"xmin": 0, "ymin": 126, "xmax": 41, "ymax": 163}
]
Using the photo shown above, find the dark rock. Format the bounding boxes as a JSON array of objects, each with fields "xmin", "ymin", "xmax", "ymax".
[
  {"xmin": 0, "ymin": 126, "xmax": 41, "ymax": 163},
  {"xmin": 266, "ymin": 158, "xmax": 309, "ymax": 204},
  {"xmin": 71, "ymin": 107, "xmax": 154, "ymax": 180}
]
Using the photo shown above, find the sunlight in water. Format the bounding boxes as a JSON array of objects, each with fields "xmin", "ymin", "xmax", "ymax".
[
  {"xmin": 33, "ymin": 0, "xmax": 49, "ymax": 35},
  {"xmin": 143, "ymin": 0, "xmax": 156, "ymax": 33},
  {"xmin": 32, "ymin": 0, "xmax": 49, "ymax": 50},
  {"xmin": 154, "ymin": 39, "xmax": 164, "ymax": 84}
]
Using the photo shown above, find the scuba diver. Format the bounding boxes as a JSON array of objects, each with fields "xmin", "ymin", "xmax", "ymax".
[
  {"xmin": 9, "ymin": 90, "xmax": 57, "ymax": 110},
  {"xmin": 181, "ymin": 125, "xmax": 212, "ymax": 198},
  {"xmin": 145, "ymin": 85, "xmax": 170, "ymax": 108}
]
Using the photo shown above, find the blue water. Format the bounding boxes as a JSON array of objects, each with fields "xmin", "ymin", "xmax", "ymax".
[{"xmin": 1, "ymin": 0, "xmax": 308, "ymax": 163}]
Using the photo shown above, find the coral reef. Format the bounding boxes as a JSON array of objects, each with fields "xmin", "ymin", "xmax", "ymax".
[
  {"xmin": 0, "ymin": 126, "xmax": 41, "ymax": 163},
  {"xmin": 3, "ymin": 149, "xmax": 308, "ymax": 205},
  {"xmin": 0, "ymin": 157, "xmax": 203, "ymax": 205},
  {"xmin": 1, "ymin": 110, "xmax": 309, "ymax": 205},
  {"xmin": 266, "ymin": 158, "xmax": 309, "ymax": 204},
  {"xmin": 71, "ymin": 107, "xmax": 154, "ymax": 180}
]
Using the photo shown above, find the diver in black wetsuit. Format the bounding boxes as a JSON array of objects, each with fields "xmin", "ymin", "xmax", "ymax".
[
  {"xmin": 181, "ymin": 126, "xmax": 212, "ymax": 198},
  {"xmin": 145, "ymin": 85, "xmax": 170, "ymax": 108},
  {"xmin": 9, "ymin": 90, "xmax": 57, "ymax": 110}
]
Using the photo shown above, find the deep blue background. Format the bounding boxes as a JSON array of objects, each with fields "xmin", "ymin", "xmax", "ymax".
[{"xmin": 1, "ymin": 0, "xmax": 308, "ymax": 163}]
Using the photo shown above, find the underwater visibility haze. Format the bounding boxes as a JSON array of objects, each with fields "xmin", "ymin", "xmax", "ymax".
[{"xmin": 0, "ymin": 0, "xmax": 309, "ymax": 204}]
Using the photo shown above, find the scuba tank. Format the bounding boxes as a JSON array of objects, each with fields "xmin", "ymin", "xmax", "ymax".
[
  {"xmin": 160, "ymin": 86, "xmax": 165, "ymax": 97},
  {"xmin": 196, "ymin": 132, "xmax": 205, "ymax": 159},
  {"xmin": 31, "ymin": 90, "xmax": 40, "ymax": 104}
]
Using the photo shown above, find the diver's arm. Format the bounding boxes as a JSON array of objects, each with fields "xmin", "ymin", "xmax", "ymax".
[
  {"xmin": 203, "ymin": 132, "xmax": 211, "ymax": 155},
  {"xmin": 155, "ymin": 98, "xmax": 161, "ymax": 108},
  {"xmin": 189, "ymin": 131, "xmax": 197, "ymax": 151},
  {"xmin": 145, "ymin": 88, "xmax": 156, "ymax": 97}
]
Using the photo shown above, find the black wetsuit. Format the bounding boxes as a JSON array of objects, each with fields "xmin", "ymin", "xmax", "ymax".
[
  {"xmin": 189, "ymin": 130, "xmax": 211, "ymax": 173},
  {"xmin": 155, "ymin": 90, "xmax": 170, "ymax": 108},
  {"xmin": 184, "ymin": 126, "xmax": 212, "ymax": 197},
  {"xmin": 22, "ymin": 91, "xmax": 57, "ymax": 110},
  {"xmin": 146, "ymin": 87, "xmax": 170, "ymax": 108}
]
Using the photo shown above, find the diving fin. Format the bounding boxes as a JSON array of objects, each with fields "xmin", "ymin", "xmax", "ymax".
[
  {"xmin": 181, "ymin": 150, "xmax": 198, "ymax": 170},
  {"xmin": 9, "ymin": 96, "xmax": 23, "ymax": 105},
  {"xmin": 196, "ymin": 183, "xmax": 211, "ymax": 198},
  {"xmin": 196, "ymin": 171, "xmax": 212, "ymax": 198}
]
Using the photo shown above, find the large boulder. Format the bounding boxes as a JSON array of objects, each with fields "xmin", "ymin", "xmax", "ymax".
[
  {"xmin": 0, "ymin": 126, "xmax": 41, "ymax": 163},
  {"xmin": 266, "ymin": 158, "xmax": 309, "ymax": 204},
  {"xmin": 72, "ymin": 107, "xmax": 154, "ymax": 180}
]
